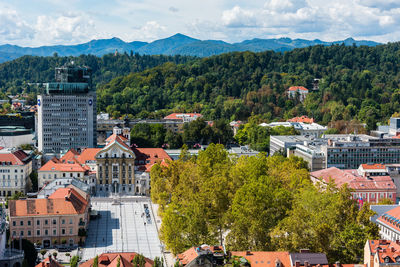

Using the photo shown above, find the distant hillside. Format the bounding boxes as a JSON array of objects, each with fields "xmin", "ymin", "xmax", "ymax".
[{"xmin": 0, "ymin": 34, "xmax": 381, "ymax": 63}]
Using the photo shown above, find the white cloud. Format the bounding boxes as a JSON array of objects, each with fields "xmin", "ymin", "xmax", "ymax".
[
  {"xmin": 126, "ymin": 21, "xmax": 168, "ymax": 41},
  {"xmin": 34, "ymin": 13, "xmax": 98, "ymax": 45},
  {"xmin": 357, "ymin": 0, "xmax": 400, "ymax": 10},
  {"xmin": 222, "ymin": 6, "xmax": 259, "ymax": 27},
  {"xmin": 0, "ymin": 8, "xmax": 34, "ymax": 42}
]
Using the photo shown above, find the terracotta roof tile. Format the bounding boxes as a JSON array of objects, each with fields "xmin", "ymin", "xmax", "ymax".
[
  {"xmin": 77, "ymin": 148, "xmax": 102, "ymax": 163},
  {"xmin": 35, "ymin": 257, "xmax": 63, "ymax": 267},
  {"xmin": 80, "ymin": 252, "xmax": 153, "ymax": 267},
  {"xmin": 164, "ymin": 113, "xmax": 203, "ymax": 120},
  {"xmin": 9, "ymin": 187, "xmax": 88, "ymax": 217},
  {"xmin": 231, "ymin": 251, "xmax": 291, "ymax": 267},
  {"xmin": 361, "ymin": 164, "xmax": 386, "ymax": 170},
  {"xmin": 288, "ymin": 116, "xmax": 314, "ymax": 124},
  {"xmin": 0, "ymin": 150, "xmax": 29, "ymax": 166}
]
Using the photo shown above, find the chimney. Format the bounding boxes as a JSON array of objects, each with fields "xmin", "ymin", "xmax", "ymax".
[
  {"xmin": 396, "ymin": 240, "xmax": 400, "ymax": 245},
  {"xmin": 392, "ymin": 247, "xmax": 396, "ymax": 252},
  {"xmin": 295, "ymin": 260, "xmax": 301, "ymax": 267},
  {"xmin": 304, "ymin": 261, "xmax": 309, "ymax": 267},
  {"xmin": 335, "ymin": 261, "xmax": 341, "ymax": 267},
  {"xmin": 246, "ymin": 251, "xmax": 252, "ymax": 256}
]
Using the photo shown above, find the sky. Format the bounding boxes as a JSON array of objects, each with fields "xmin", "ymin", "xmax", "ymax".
[{"xmin": 1, "ymin": 0, "xmax": 400, "ymax": 47}]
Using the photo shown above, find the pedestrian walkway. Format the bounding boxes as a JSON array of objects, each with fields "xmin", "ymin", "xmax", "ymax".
[{"xmin": 81, "ymin": 198, "xmax": 163, "ymax": 261}]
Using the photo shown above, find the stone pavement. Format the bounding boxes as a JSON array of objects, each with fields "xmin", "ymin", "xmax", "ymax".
[{"xmin": 81, "ymin": 197, "xmax": 163, "ymax": 262}]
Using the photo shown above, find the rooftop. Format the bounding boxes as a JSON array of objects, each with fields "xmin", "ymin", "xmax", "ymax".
[
  {"xmin": 367, "ymin": 240, "xmax": 400, "ymax": 264},
  {"xmin": 79, "ymin": 252, "xmax": 153, "ymax": 267},
  {"xmin": 164, "ymin": 113, "xmax": 203, "ymax": 120},
  {"xmin": 288, "ymin": 86, "xmax": 309, "ymax": 92},
  {"xmin": 9, "ymin": 187, "xmax": 88, "ymax": 217},
  {"xmin": 231, "ymin": 251, "xmax": 291, "ymax": 267},
  {"xmin": 310, "ymin": 167, "xmax": 396, "ymax": 190}
]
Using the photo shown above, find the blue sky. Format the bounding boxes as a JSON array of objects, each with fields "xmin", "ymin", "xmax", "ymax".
[{"xmin": 1, "ymin": 0, "xmax": 400, "ymax": 46}]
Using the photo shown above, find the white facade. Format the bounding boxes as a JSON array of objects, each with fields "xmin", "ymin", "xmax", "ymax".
[
  {"xmin": 37, "ymin": 93, "xmax": 96, "ymax": 154},
  {"xmin": 261, "ymin": 122, "xmax": 327, "ymax": 138},
  {"xmin": 0, "ymin": 134, "xmax": 34, "ymax": 148},
  {"xmin": 0, "ymin": 160, "xmax": 32, "ymax": 197}
]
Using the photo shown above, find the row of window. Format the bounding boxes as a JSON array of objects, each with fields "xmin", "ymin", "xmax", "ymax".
[
  {"xmin": 0, "ymin": 169, "xmax": 23, "ymax": 173},
  {"xmin": 13, "ymin": 228, "xmax": 74, "ymax": 237},
  {"xmin": 13, "ymin": 218, "xmax": 74, "ymax": 226}
]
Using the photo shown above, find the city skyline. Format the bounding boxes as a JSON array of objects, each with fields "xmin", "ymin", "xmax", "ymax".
[{"xmin": 2, "ymin": 0, "xmax": 400, "ymax": 47}]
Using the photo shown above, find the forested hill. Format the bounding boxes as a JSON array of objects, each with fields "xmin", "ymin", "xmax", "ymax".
[
  {"xmin": 0, "ymin": 53, "xmax": 194, "ymax": 94},
  {"xmin": 98, "ymin": 42, "xmax": 400, "ymax": 127}
]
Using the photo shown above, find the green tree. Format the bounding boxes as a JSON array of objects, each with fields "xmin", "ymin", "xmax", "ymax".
[
  {"xmin": 70, "ymin": 255, "xmax": 80, "ymax": 267},
  {"xmin": 40, "ymin": 249, "xmax": 47, "ymax": 259},
  {"xmin": 132, "ymin": 254, "xmax": 146, "ymax": 267},
  {"xmin": 93, "ymin": 255, "xmax": 99, "ymax": 267}
]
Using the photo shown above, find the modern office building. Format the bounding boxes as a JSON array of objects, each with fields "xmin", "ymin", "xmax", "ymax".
[
  {"xmin": 271, "ymin": 134, "xmax": 400, "ymax": 170},
  {"xmin": 37, "ymin": 64, "xmax": 96, "ymax": 154}
]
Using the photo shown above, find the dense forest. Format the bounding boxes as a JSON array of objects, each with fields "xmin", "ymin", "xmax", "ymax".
[
  {"xmin": 97, "ymin": 42, "xmax": 400, "ymax": 128},
  {"xmin": 0, "ymin": 53, "xmax": 194, "ymax": 94},
  {"xmin": 2, "ymin": 43, "xmax": 400, "ymax": 128},
  {"xmin": 151, "ymin": 145, "xmax": 379, "ymax": 263}
]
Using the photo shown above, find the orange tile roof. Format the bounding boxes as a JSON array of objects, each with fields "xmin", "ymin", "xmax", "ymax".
[
  {"xmin": 164, "ymin": 113, "xmax": 203, "ymax": 120},
  {"xmin": 231, "ymin": 251, "xmax": 291, "ymax": 267},
  {"xmin": 367, "ymin": 240, "xmax": 400, "ymax": 264},
  {"xmin": 288, "ymin": 116, "xmax": 314, "ymax": 124},
  {"xmin": 35, "ymin": 257, "xmax": 63, "ymax": 267},
  {"xmin": 377, "ymin": 207, "xmax": 400, "ymax": 235},
  {"xmin": 39, "ymin": 159, "xmax": 87, "ymax": 172},
  {"xmin": 0, "ymin": 150, "xmax": 29, "ymax": 166},
  {"xmin": 361, "ymin": 164, "xmax": 386, "ymax": 170},
  {"xmin": 288, "ymin": 86, "xmax": 308, "ymax": 92},
  {"xmin": 106, "ymin": 133, "xmax": 128, "ymax": 143},
  {"xmin": 177, "ymin": 246, "xmax": 223, "ymax": 266},
  {"xmin": 9, "ymin": 187, "xmax": 88, "ymax": 217},
  {"xmin": 133, "ymin": 148, "xmax": 172, "ymax": 172},
  {"xmin": 105, "ymin": 134, "xmax": 131, "ymax": 150},
  {"xmin": 78, "ymin": 148, "xmax": 102, "ymax": 163},
  {"xmin": 79, "ymin": 252, "xmax": 153, "ymax": 267}
]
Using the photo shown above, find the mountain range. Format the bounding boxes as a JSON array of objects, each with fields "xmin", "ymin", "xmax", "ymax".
[{"xmin": 0, "ymin": 33, "xmax": 381, "ymax": 63}]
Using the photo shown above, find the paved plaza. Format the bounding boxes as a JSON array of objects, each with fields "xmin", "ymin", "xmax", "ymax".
[{"xmin": 81, "ymin": 197, "xmax": 163, "ymax": 261}]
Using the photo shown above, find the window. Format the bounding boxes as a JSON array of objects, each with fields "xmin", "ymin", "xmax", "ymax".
[
  {"xmin": 69, "ymin": 219, "xmax": 73, "ymax": 224},
  {"xmin": 12, "ymin": 221, "xmax": 16, "ymax": 226},
  {"xmin": 62, "ymin": 219, "xmax": 65, "ymax": 224},
  {"xmin": 20, "ymin": 231, "xmax": 23, "ymax": 236},
  {"xmin": 37, "ymin": 220, "xmax": 40, "ymax": 225},
  {"xmin": 37, "ymin": 230, "xmax": 40, "ymax": 235},
  {"xmin": 12, "ymin": 231, "xmax": 16, "ymax": 237},
  {"xmin": 62, "ymin": 229, "xmax": 65, "ymax": 235},
  {"xmin": 53, "ymin": 219, "xmax": 56, "ymax": 225},
  {"xmin": 20, "ymin": 221, "xmax": 23, "ymax": 226},
  {"xmin": 27, "ymin": 220, "xmax": 31, "ymax": 226},
  {"xmin": 45, "ymin": 230, "xmax": 48, "ymax": 235},
  {"xmin": 53, "ymin": 229, "xmax": 56, "ymax": 235},
  {"xmin": 45, "ymin": 220, "xmax": 48, "ymax": 225},
  {"xmin": 69, "ymin": 228, "xmax": 73, "ymax": 234},
  {"xmin": 27, "ymin": 230, "xmax": 31, "ymax": 236}
]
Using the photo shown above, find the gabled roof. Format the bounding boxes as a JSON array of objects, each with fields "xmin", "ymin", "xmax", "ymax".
[
  {"xmin": 290, "ymin": 252, "xmax": 328, "ymax": 265},
  {"xmin": 79, "ymin": 252, "xmax": 153, "ymax": 267},
  {"xmin": 9, "ymin": 187, "xmax": 88, "ymax": 217},
  {"xmin": 231, "ymin": 251, "xmax": 291, "ymax": 267},
  {"xmin": 288, "ymin": 86, "xmax": 309, "ymax": 92},
  {"xmin": 106, "ymin": 133, "xmax": 128, "ymax": 143},
  {"xmin": 367, "ymin": 240, "xmax": 400, "ymax": 264},
  {"xmin": 0, "ymin": 150, "xmax": 30, "ymax": 166},
  {"xmin": 177, "ymin": 245, "xmax": 223, "ymax": 266},
  {"xmin": 104, "ymin": 134, "xmax": 131, "ymax": 151}
]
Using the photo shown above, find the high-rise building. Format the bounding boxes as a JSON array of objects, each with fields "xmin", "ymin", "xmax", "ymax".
[{"xmin": 38, "ymin": 64, "xmax": 96, "ymax": 154}]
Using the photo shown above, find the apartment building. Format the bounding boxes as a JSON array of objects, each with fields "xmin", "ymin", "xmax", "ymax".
[
  {"xmin": 8, "ymin": 187, "xmax": 89, "ymax": 248},
  {"xmin": 0, "ymin": 149, "xmax": 32, "ymax": 196}
]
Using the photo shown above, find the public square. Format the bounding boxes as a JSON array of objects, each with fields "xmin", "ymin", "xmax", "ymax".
[{"xmin": 81, "ymin": 197, "xmax": 164, "ymax": 261}]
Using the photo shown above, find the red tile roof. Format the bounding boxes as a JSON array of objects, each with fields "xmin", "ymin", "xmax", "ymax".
[
  {"xmin": 361, "ymin": 164, "xmax": 386, "ymax": 170},
  {"xmin": 310, "ymin": 167, "xmax": 396, "ymax": 191},
  {"xmin": 177, "ymin": 245, "xmax": 223, "ymax": 266},
  {"xmin": 78, "ymin": 148, "xmax": 102, "ymax": 163},
  {"xmin": 105, "ymin": 134, "xmax": 131, "ymax": 150},
  {"xmin": 133, "ymin": 148, "xmax": 172, "ymax": 172},
  {"xmin": 35, "ymin": 257, "xmax": 63, "ymax": 267},
  {"xmin": 106, "ymin": 134, "xmax": 128, "ymax": 143},
  {"xmin": 9, "ymin": 187, "xmax": 88, "ymax": 217},
  {"xmin": 39, "ymin": 159, "xmax": 88, "ymax": 172},
  {"xmin": 367, "ymin": 240, "xmax": 400, "ymax": 264},
  {"xmin": 288, "ymin": 116, "xmax": 314, "ymax": 124},
  {"xmin": 164, "ymin": 113, "xmax": 203, "ymax": 120},
  {"xmin": 0, "ymin": 150, "xmax": 30, "ymax": 166},
  {"xmin": 79, "ymin": 252, "xmax": 153, "ymax": 267},
  {"xmin": 231, "ymin": 251, "xmax": 291, "ymax": 267},
  {"xmin": 288, "ymin": 86, "xmax": 308, "ymax": 92}
]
